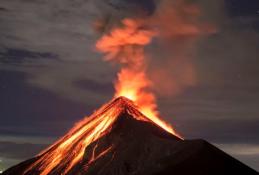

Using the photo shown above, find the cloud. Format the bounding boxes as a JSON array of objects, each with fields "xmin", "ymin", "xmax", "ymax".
[
  {"xmin": 216, "ymin": 143, "xmax": 259, "ymax": 156},
  {"xmin": 175, "ymin": 118, "xmax": 259, "ymax": 144},
  {"xmin": 0, "ymin": 140, "xmax": 49, "ymax": 171},
  {"xmin": 0, "ymin": 141, "xmax": 47, "ymax": 159},
  {"xmin": 0, "ymin": 0, "xmax": 120, "ymax": 104},
  {"xmin": 215, "ymin": 143, "xmax": 259, "ymax": 171},
  {"xmin": 0, "ymin": 48, "xmax": 57, "ymax": 64}
]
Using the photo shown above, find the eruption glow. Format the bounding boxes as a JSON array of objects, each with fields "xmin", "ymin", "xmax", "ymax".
[{"xmin": 96, "ymin": 19, "xmax": 179, "ymax": 136}]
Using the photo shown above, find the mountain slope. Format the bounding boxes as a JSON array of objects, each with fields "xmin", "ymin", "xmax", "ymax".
[{"xmin": 3, "ymin": 97, "xmax": 259, "ymax": 175}]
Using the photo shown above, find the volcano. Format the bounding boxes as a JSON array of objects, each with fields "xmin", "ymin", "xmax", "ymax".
[{"xmin": 3, "ymin": 97, "xmax": 258, "ymax": 175}]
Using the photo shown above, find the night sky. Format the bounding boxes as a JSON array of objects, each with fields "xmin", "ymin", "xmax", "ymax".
[{"xmin": 0, "ymin": 0, "xmax": 259, "ymax": 172}]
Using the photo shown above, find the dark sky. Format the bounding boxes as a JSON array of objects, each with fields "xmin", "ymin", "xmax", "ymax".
[{"xmin": 0, "ymin": 0, "xmax": 259, "ymax": 172}]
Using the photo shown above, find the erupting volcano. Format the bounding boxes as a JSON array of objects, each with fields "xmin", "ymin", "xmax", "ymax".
[
  {"xmin": 3, "ymin": 2, "xmax": 259, "ymax": 174},
  {"xmin": 5, "ymin": 96, "xmax": 181, "ymax": 175},
  {"xmin": 3, "ymin": 96, "xmax": 258, "ymax": 175}
]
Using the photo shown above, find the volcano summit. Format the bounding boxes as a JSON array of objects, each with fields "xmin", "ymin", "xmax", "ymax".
[{"xmin": 3, "ymin": 97, "xmax": 258, "ymax": 175}]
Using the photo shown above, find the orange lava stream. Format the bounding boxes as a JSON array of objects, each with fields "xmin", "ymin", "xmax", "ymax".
[
  {"xmin": 24, "ymin": 102, "xmax": 120, "ymax": 175},
  {"xmin": 23, "ymin": 97, "xmax": 155, "ymax": 175},
  {"xmin": 88, "ymin": 145, "xmax": 113, "ymax": 166}
]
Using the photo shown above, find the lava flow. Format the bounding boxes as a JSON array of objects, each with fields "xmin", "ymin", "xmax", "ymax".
[{"xmin": 23, "ymin": 97, "xmax": 180, "ymax": 175}]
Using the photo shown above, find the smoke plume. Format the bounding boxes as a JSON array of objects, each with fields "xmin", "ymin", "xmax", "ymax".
[{"xmin": 95, "ymin": 0, "xmax": 214, "ymax": 135}]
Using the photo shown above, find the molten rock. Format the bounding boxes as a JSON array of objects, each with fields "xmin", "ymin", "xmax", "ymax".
[{"xmin": 3, "ymin": 97, "xmax": 258, "ymax": 175}]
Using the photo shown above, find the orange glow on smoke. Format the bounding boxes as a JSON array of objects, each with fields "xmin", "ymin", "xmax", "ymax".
[{"xmin": 96, "ymin": 18, "xmax": 180, "ymax": 137}]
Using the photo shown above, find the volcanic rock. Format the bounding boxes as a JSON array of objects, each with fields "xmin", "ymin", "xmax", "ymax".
[{"xmin": 3, "ymin": 97, "xmax": 258, "ymax": 175}]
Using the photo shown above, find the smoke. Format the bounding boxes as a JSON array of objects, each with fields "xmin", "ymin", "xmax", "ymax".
[
  {"xmin": 94, "ymin": 0, "xmax": 214, "ymax": 138},
  {"xmin": 95, "ymin": 0, "xmax": 214, "ymax": 99},
  {"xmin": 147, "ymin": 0, "xmax": 215, "ymax": 96},
  {"xmin": 96, "ymin": 18, "xmax": 159, "ymax": 119}
]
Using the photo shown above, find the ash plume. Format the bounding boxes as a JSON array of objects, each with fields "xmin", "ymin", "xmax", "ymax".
[
  {"xmin": 94, "ymin": 0, "xmax": 215, "ymax": 98},
  {"xmin": 94, "ymin": 0, "xmax": 214, "ymax": 135}
]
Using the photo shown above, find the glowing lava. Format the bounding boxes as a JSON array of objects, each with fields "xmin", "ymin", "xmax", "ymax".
[{"xmin": 23, "ymin": 97, "xmax": 180, "ymax": 175}]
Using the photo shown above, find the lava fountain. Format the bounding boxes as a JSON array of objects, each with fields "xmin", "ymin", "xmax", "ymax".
[{"xmin": 96, "ymin": 18, "xmax": 179, "ymax": 137}]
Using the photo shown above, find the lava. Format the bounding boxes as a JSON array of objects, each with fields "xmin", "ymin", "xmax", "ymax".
[
  {"xmin": 23, "ymin": 97, "xmax": 179, "ymax": 175},
  {"xmin": 6, "ymin": 96, "xmax": 257, "ymax": 175}
]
